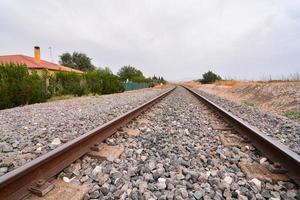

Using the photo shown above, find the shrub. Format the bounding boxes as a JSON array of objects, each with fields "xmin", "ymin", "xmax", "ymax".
[
  {"xmin": 23, "ymin": 70, "xmax": 48, "ymax": 104},
  {"xmin": 0, "ymin": 64, "xmax": 124, "ymax": 110},
  {"xmin": 54, "ymin": 72, "xmax": 87, "ymax": 96},
  {"xmin": 0, "ymin": 63, "xmax": 47, "ymax": 109},
  {"xmin": 50, "ymin": 69, "xmax": 124, "ymax": 96},
  {"xmin": 101, "ymin": 73, "xmax": 124, "ymax": 94},
  {"xmin": 85, "ymin": 70, "xmax": 103, "ymax": 95},
  {"xmin": 199, "ymin": 70, "xmax": 222, "ymax": 84}
]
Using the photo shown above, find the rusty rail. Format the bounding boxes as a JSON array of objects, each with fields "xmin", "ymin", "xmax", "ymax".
[
  {"xmin": 183, "ymin": 86, "xmax": 300, "ymax": 184},
  {"xmin": 0, "ymin": 87, "xmax": 176, "ymax": 200}
]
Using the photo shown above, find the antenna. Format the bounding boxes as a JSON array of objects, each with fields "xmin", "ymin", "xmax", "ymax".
[{"xmin": 48, "ymin": 46, "xmax": 54, "ymax": 62}]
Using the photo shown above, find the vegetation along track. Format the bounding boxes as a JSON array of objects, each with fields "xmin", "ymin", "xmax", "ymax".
[
  {"xmin": 0, "ymin": 87, "xmax": 175, "ymax": 200},
  {"xmin": 1, "ymin": 86, "xmax": 300, "ymax": 199}
]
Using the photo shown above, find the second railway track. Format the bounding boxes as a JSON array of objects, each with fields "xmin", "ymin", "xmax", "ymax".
[{"xmin": 0, "ymin": 86, "xmax": 299, "ymax": 200}]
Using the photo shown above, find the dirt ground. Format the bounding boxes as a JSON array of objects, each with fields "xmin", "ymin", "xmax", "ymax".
[{"xmin": 182, "ymin": 81, "xmax": 300, "ymax": 118}]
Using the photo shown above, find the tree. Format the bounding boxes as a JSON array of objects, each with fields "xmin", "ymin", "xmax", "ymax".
[
  {"xmin": 59, "ymin": 53, "xmax": 73, "ymax": 68},
  {"xmin": 152, "ymin": 75, "xmax": 158, "ymax": 81},
  {"xmin": 59, "ymin": 52, "xmax": 95, "ymax": 71},
  {"xmin": 117, "ymin": 66, "xmax": 145, "ymax": 82},
  {"xmin": 199, "ymin": 70, "xmax": 222, "ymax": 84},
  {"xmin": 150, "ymin": 75, "xmax": 166, "ymax": 85}
]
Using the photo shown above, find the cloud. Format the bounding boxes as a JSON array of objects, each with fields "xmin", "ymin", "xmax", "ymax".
[{"xmin": 0, "ymin": 0, "xmax": 299, "ymax": 81}]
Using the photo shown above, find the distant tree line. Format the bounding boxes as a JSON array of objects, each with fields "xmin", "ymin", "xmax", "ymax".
[{"xmin": 117, "ymin": 65, "xmax": 166, "ymax": 85}]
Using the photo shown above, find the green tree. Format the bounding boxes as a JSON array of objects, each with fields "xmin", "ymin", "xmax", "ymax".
[
  {"xmin": 59, "ymin": 52, "xmax": 95, "ymax": 71},
  {"xmin": 117, "ymin": 66, "xmax": 145, "ymax": 82},
  {"xmin": 199, "ymin": 70, "xmax": 222, "ymax": 84},
  {"xmin": 150, "ymin": 75, "xmax": 166, "ymax": 85}
]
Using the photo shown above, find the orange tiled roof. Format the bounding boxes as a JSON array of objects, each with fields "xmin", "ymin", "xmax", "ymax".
[{"xmin": 0, "ymin": 55, "xmax": 83, "ymax": 73}]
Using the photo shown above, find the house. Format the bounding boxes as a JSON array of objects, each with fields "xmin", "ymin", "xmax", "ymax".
[{"xmin": 0, "ymin": 46, "xmax": 83, "ymax": 75}]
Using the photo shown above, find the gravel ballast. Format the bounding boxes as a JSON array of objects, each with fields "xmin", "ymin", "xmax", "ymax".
[
  {"xmin": 192, "ymin": 87, "xmax": 300, "ymax": 155},
  {"xmin": 0, "ymin": 88, "xmax": 169, "ymax": 174},
  {"xmin": 59, "ymin": 87, "xmax": 299, "ymax": 199}
]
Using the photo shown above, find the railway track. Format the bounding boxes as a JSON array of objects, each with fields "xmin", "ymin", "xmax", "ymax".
[
  {"xmin": 183, "ymin": 86, "xmax": 300, "ymax": 184},
  {"xmin": 0, "ymin": 86, "xmax": 299, "ymax": 199},
  {"xmin": 0, "ymin": 87, "xmax": 175, "ymax": 200}
]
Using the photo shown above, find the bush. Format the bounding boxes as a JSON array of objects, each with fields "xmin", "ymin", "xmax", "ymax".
[
  {"xmin": 100, "ymin": 72, "xmax": 124, "ymax": 94},
  {"xmin": 85, "ymin": 70, "xmax": 103, "ymax": 95},
  {"xmin": 23, "ymin": 71, "xmax": 48, "ymax": 104},
  {"xmin": 199, "ymin": 70, "xmax": 222, "ymax": 84},
  {"xmin": 50, "ymin": 69, "xmax": 124, "ymax": 96},
  {"xmin": 54, "ymin": 72, "xmax": 87, "ymax": 96},
  {"xmin": 0, "ymin": 64, "xmax": 124, "ymax": 110},
  {"xmin": 0, "ymin": 63, "xmax": 48, "ymax": 109}
]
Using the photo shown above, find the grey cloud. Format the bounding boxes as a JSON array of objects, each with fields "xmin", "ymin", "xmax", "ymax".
[{"xmin": 0, "ymin": 0, "xmax": 299, "ymax": 81}]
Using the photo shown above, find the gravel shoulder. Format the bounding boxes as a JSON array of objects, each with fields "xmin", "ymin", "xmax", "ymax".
[
  {"xmin": 184, "ymin": 81, "xmax": 300, "ymax": 118},
  {"xmin": 59, "ymin": 87, "xmax": 299, "ymax": 199},
  {"xmin": 0, "ymin": 87, "xmax": 169, "ymax": 175},
  {"xmin": 191, "ymin": 87, "xmax": 300, "ymax": 156}
]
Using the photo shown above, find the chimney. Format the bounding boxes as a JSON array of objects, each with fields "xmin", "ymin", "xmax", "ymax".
[{"xmin": 34, "ymin": 46, "xmax": 40, "ymax": 62}]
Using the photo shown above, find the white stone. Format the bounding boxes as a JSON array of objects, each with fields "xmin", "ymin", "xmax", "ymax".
[
  {"xmin": 36, "ymin": 147, "xmax": 42, "ymax": 152},
  {"xmin": 141, "ymin": 155, "xmax": 147, "ymax": 161},
  {"xmin": 63, "ymin": 176, "xmax": 71, "ymax": 183},
  {"xmin": 211, "ymin": 170, "xmax": 217, "ymax": 177},
  {"xmin": 184, "ymin": 129, "xmax": 190, "ymax": 135},
  {"xmin": 51, "ymin": 138, "xmax": 61, "ymax": 146},
  {"xmin": 206, "ymin": 171, "xmax": 211, "ymax": 177},
  {"xmin": 157, "ymin": 181, "xmax": 166, "ymax": 190},
  {"xmin": 259, "ymin": 157, "xmax": 267, "ymax": 164},
  {"xmin": 224, "ymin": 176, "xmax": 233, "ymax": 185},
  {"xmin": 244, "ymin": 145, "xmax": 251, "ymax": 150},
  {"xmin": 250, "ymin": 178, "xmax": 261, "ymax": 191},
  {"xmin": 0, "ymin": 167, "xmax": 8, "ymax": 173},
  {"xmin": 92, "ymin": 166, "xmax": 102, "ymax": 175},
  {"xmin": 158, "ymin": 177, "xmax": 166, "ymax": 183},
  {"xmin": 136, "ymin": 149, "xmax": 143, "ymax": 154},
  {"xmin": 200, "ymin": 172, "xmax": 210, "ymax": 180}
]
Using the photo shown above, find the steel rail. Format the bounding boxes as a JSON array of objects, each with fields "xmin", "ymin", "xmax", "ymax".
[
  {"xmin": 183, "ymin": 86, "xmax": 300, "ymax": 184},
  {"xmin": 0, "ymin": 86, "xmax": 176, "ymax": 200}
]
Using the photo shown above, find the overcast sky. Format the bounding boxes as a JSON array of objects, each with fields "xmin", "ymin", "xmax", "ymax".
[{"xmin": 0, "ymin": 0, "xmax": 299, "ymax": 81}]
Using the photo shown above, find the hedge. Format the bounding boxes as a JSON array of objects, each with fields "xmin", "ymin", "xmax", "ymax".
[
  {"xmin": 0, "ymin": 63, "xmax": 124, "ymax": 110},
  {"xmin": 0, "ymin": 63, "xmax": 48, "ymax": 109}
]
